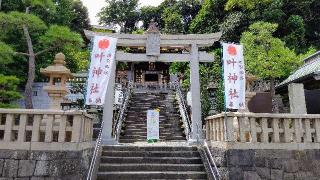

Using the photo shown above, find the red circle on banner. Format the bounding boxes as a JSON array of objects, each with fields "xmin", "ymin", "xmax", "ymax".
[
  {"xmin": 98, "ymin": 39, "xmax": 110, "ymax": 49},
  {"xmin": 227, "ymin": 45, "xmax": 237, "ymax": 56}
]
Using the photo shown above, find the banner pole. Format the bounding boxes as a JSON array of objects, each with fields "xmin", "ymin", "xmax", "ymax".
[{"xmin": 220, "ymin": 42, "xmax": 229, "ymax": 141}]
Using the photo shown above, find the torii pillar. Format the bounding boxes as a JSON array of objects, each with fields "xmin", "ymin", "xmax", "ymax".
[{"xmin": 189, "ymin": 44, "xmax": 202, "ymax": 142}]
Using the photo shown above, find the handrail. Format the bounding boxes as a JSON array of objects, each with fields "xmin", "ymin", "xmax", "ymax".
[
  {"xmin": 196, "ymin": 123, "xmax": 221, "ymax": 180},
  {"xmin": 174, "ymin": 82, "xmax": 192, "ymax": 139},
  {"xmin": 86, "ymin": 120, "xmax": 104, "ymax": 180},
  {"xmin": 204, "ymin": 141, "xmax": 221, "ymax": 179},
  {"xmin": 114, "ymin": 81, "xmax": 133, "ymax": 141}
]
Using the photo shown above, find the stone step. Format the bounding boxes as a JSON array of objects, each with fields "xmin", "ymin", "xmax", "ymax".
[
  {"xmin": 100, "ymin": 156, "xmax": 203, "ymax": 164},
  {"xmin": 125, "ymin": 116, "xmax": 180, "ymax": 119},
  {"xmin": 120, "ymin": 92, "xmax": 184, "ymax": 142},
  {"xmin": 126, "ymin": 115, "xmax": 167, "ymax": 118},
  {"xmin": 123, "ymin": 123, "xmax": 180, "ymax": 127},
  {"xmin": 122, "ymin": 132, "xmax": 185, "ymax": 136},
  {"xmin": 123, "ymin": 126, "xmax": 181, "ymax": 130},
  {"xmin": 124, "ymin": 120, "xmax": 179, "ymax": 124},
  {"xmin": 124, "ymin": 119, "xmax": 174, "ymax": 123},
  {"xmin": 102, "ymin": 145, "xmax": 197, "ymax": 151},
  {"xmin": 125, "ymin": 125, "xmax": 181, "ymax": 129},
  {"xmin": 118, "ymin": 139, "xmax": 186, "ymax": 143},
  {"xmin": 119, "ymin": 138, "xmax": 186, "ymax": 142},
  {"xmin": 101, "ymin": 151, "xmax": 200, "ymax": 157},
  {"xmin": 120, "ymin": 134, "xmax": 185, "ymax": 138},
  {"xmin": 122, "ymin": 127, "xmax": 182, "ymax": 132},
  {"xmin": 98, "ymin": 163, "xmax": 204, "ymax": 172},
  {"xmin": 96, "ymin": 171, "xmax": 207, "ymax": 179},
  {"xmin": 121, "ymin": 135, "xmax": 185, "ymax": 139},
  {"xmin": 125, "ymin": 115, "xmax": 179, "ymax": 118},
  {"xmin": 125, "ymin": 116, "xmax": 180, "ymax": 120},
  {"xmin": 123, "ymin": 128, "xmax": 183, "ymax": 132}
]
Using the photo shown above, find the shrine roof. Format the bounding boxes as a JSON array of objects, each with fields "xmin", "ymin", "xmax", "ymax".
[
  {"xmin": 83, "ymin": 30, "xmax": 222, "ymax": 47},
  {"xmin": 277, "ymin": 51, "xmax": 320, "ymax": 88}
]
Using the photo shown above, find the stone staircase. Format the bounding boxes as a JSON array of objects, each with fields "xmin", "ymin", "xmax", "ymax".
[
  {"xmin": 119, "ymin": 92, "xmax": 186, "ymax": 143},
  {"xmin": 96, "ymin": 145, "xmax": 207, "ymax": 180},
  {"xmin": 94, "ymin": 92, "xmax": 208, "ymax": 179}
]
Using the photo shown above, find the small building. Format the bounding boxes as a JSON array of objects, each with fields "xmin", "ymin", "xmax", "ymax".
[{"xmin": 277, "ymin": 51, "xmax": 320, "ymax": 114}]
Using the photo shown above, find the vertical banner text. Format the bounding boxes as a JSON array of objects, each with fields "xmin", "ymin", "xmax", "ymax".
[
  {"xmin": 85, "ymin": 36, "xmax": 117, "ymax": 105},
  {"xmin": 223, "ymin": 43, "xmax": 246, "ymax": 109}
]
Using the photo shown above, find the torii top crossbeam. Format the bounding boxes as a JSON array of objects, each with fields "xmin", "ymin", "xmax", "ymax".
[{"xmin": 84, "ymin": 30, "xmax": 221, "ymax": 48}]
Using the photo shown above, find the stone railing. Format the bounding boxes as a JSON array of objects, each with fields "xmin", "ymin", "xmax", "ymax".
[
  {"xmin": 206, "ymin": 112, "xmax": 320, "ymax": 149},
  {"xmin": 0, "ymin": 109, "xmax": 93, "ymax": 151}
]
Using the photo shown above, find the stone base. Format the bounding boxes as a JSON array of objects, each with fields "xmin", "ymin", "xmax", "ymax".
[
  {"xmin": 101, "ymin": 138, "xmax": 118, "ymax": 145},
  {"xmin": 0, "ymin": 148, "xmax": 93, "ymax": 179},
  {"xmin": 188, "ymin": 138, "xmax": 200, "ymax": 145},
  {"xmin": 209, "ymin": 145, "xmax": 320, "ymax": 180}
]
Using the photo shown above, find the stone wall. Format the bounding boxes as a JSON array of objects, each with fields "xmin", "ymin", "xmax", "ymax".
[
  {"xmin": 211, "ymin": 147, "xmax": 320, "ymax": 180},
  {"xmin": 0, "ymin": 148, "xmax": 93, "ymax": 180}
]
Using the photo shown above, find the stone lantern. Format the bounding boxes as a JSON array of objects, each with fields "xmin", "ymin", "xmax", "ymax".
[{"xmin": 40, "ymin": 53, "xmax": 73, "ymax": 109}]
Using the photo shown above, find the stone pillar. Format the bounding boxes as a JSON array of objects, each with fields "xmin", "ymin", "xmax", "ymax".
[
  {"xmin": 288, "ymin": 83, "xmax": 307, "ymax": 114},
  {"xmin": 189, "ymin": 43, "xmax": 202, "ymax": 142},
  {"xmin": 101, "ymin": 59, "xmax": 117, "ymax": 144},
  {"xmin": 129, "ymin": 63, "xmax": 134, "ymax": 82}
]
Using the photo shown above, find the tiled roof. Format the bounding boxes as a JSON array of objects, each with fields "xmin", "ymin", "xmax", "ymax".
[{"xmin": 278, "ymin": 51, "xmax": 320, "ymax": 88}]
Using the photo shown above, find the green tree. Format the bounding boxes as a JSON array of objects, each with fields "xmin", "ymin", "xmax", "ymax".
[
  {"xmin": 98, "ymin": 0, "xmax": 139, "ymax": 33},
  {"xmin": 140, "ymin": 6, "xmax": 161, "ymax": 30},
  {"xmin": 176, "ymin": 0, "xmax": 201, "ymax": 32},
  {"xmin": 225, "ymin": 0, "xmax": 272, "ymax": 10},
  {"xmin": 220, "ymin": 11, "xmax": 248, "ymax": 42},
  {"xmin": 189, "ymin": 0, "xmax": 226, "ymax": 33},
  {"xmin": 0, "ymin": 0, "xmax": 90, "ymax": 79},
  {"xmin": 284, "ymin": 15, "xmax": 306, "ymax": 53},
  {"xmin": 140, "ymin": 0, "xmax": 200, "ymax": 33},
  {"xmin": 162, "ymin": 7, "xmax": 184, "ymax": 34},
  {"xmin": 70, "ymin": 0, "xmax": 91, "ymax": 32},
  {"xmin": 33, "ymin": 0, "xmax": 91, "ymax": 33},
  {"xmin": 0, "ymin": 1, "xmax": 83, "ymax": 109},
  {"xmin": 240, "ymin": 22, "xmax": 301, "ymax": 110},
  {"xmin": 0, "ymin": 74, "xmax": 22, "ymax": 108},
  {"xmin": 224, "ymin": 0, "xmax": 320, "ymax": 50}
]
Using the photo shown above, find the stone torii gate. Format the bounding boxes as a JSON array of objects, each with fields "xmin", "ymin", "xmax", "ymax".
[{"xmin": 84, "ymin": 24, "xmax": 221, "ymax": 144}]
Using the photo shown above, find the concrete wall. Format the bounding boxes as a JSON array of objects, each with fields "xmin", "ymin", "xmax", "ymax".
[
  {"xmin": 17, "ymin": 82, "xmax": 83, "ymax": 109},
  {"xmin": 0, "ymin": 148, "xmax": 93, "ymax": 180},
  {"xmin": 211, "ymin": 147, "xmax": 320, "ymax": 180}
]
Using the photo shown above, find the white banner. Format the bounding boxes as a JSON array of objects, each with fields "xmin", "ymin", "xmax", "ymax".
[
  {"xmin": 147, "ymin": 110, "xmax": 159, "ymax": 140},
  {"xmin": 223, "ymin": 43, "xmax": 246, "ymax": 109},
  {"xmin": 85, "ymin": 36, "xmax": 117, "ymax": 105}
]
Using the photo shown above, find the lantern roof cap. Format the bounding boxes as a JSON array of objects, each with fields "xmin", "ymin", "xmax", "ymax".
[{"xmin": 40, "ymin": 53, "xmax": 73, "ymax": 78}]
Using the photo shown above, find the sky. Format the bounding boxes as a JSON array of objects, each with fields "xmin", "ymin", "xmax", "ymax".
[{"xmin": 81, "ymin": 0, "xmax": 164, "ymax": 25}]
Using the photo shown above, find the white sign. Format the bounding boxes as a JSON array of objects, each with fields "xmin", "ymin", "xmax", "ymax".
[
  {"xmin": 187, "ymin": 91, "xmax": 192, "ymax": 106},
  {"xmin": 223, "ymin": 43, "xmax": 246, "ymax": 109},
  {"xmin": 147, "ymin": 110, "xmax": 159, "ymax": 140},
  {"xmin": 114, "ymin": 90, "xmax": 124, "ymax": 105},
  {"xmin": 85, "ymin": 36, "xmax": 117, "ymax": 105}
]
